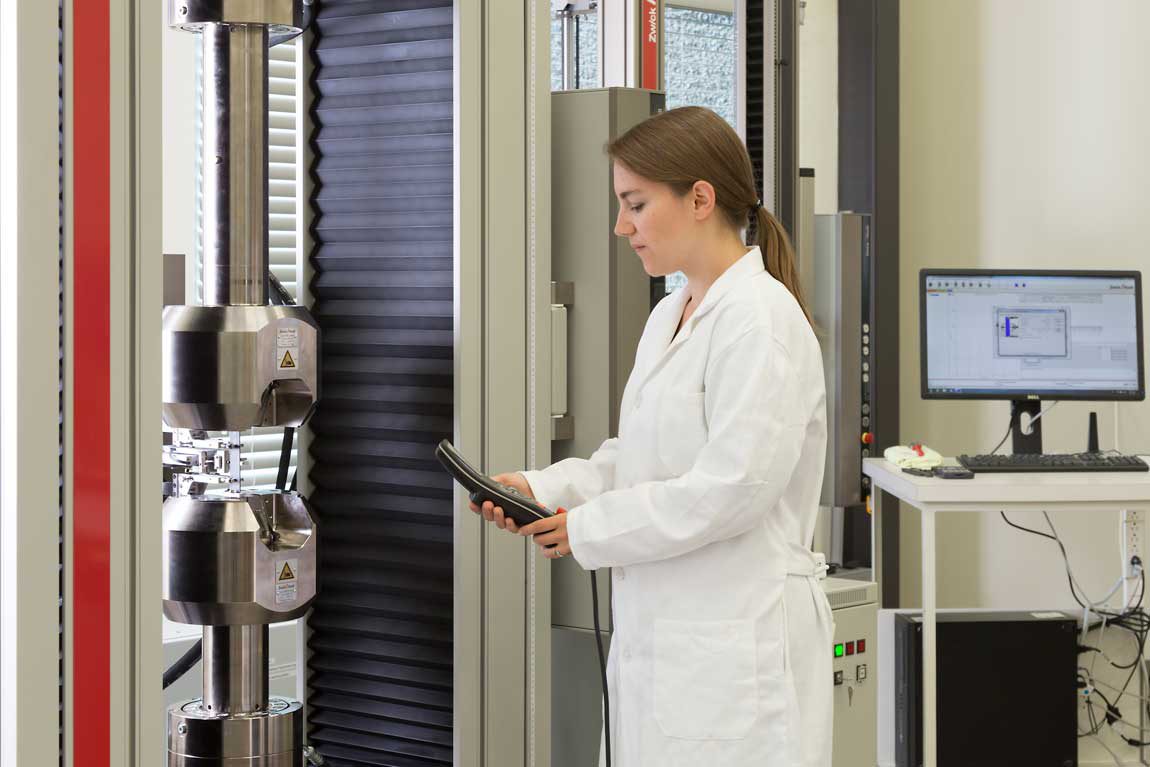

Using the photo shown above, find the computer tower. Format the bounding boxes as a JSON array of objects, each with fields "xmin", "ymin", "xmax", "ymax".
[{"xmin": 893, "ymin": 611, "xmax": 1077, "ymax": 767}]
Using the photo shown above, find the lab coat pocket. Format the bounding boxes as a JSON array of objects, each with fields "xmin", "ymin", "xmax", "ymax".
[
  {"xmin": 653, "ymin": 618, "xmax": 758, "ymax": 740},
  {"xmin": 655, "ymin": 389, "xmax": 707, "ymax": 476}
]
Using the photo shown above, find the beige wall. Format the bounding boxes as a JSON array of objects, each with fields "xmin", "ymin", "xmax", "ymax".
[
  {"xmin": 900, "ymin": 2, "xmax": 1150, "ymax": 761},
  {"xmin": 799, "ymin": 0, "xmax": 837, "ymax": 214}
]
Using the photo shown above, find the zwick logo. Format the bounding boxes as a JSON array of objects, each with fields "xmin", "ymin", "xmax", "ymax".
[{"xmin": 647, "ymin": 0, "xmax": 658, "ymax": 42}]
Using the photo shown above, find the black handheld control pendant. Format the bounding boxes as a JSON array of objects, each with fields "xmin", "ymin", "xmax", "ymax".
[{"xmin": 435, "ymin": 439, "xmax": 554, "ymax": 526}]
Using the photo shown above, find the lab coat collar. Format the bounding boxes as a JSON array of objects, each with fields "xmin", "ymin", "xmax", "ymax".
[
  {"xmin": 653, "ymin": 285, "xmax": 692, "ymax": 355},
  {"xmin": 688, "ymin": 246, "xmax": 766, "ymax": 327},
  {"xmin": 634, "ymin": 247, "xmax": 767, "ymax": 395}
]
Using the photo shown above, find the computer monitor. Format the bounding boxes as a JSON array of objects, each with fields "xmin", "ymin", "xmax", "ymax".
[{"xmin": 920, "ymin": 269, "xmax": 1144, "ymax": 453}]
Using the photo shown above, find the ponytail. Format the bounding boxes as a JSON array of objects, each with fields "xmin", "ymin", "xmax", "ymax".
[{"xmin": 753, "ymin": 207, "xmax": 814, "ymax": 327}]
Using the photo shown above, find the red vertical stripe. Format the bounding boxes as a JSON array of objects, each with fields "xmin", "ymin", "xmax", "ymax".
[
  {"xmin": 72, "ymin": 0, "xmax": 111, "ymax": 763},
  {"xmin": 641, "ymin": 0, "xmax": 660, "ymax": 90}
]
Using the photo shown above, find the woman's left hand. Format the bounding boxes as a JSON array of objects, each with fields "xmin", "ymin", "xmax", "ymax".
[{"xmin": 520, "ymin": 512, "xmax": 571, "ymax": 560}]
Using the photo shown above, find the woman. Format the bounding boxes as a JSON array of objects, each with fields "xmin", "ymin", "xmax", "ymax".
[{"xmin": 472, "ymin": 106, "xmax": 833, "ymax": 767}]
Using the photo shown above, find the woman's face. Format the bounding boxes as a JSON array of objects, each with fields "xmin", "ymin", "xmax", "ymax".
[{"xmin": 612, "ymin": 162, "xmax": 697, "ymax": 277}]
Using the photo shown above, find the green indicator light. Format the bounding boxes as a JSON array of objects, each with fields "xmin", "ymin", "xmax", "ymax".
[{"xmin": 834, "ymin": 643, "xmax": 845, "ymax": 658}]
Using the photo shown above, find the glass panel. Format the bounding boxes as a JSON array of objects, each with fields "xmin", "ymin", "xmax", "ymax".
[
  {"xmin": 664, "ymin": 5, "xmax": 737, "ymax": 127},
  {"xmin": 662, "ymin": 5, "xmax": 738, "ymax": 295},
  {"xmin": 192, "ymin": 40, "xmax": 301, "ymax": 493},
  {"xmin": 551, "ymin": 10, "xmax": 600, "ymax": 91}
]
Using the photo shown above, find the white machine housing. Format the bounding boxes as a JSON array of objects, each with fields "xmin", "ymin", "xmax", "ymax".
[{"xmin": 823, "ymin": 576, "xmax": 879, "ymax": 767}]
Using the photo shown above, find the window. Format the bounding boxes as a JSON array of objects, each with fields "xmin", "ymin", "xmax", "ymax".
[
  {"xmin": 551, "ymin": 6, "xmax": 600, "ymax": 90},
  {"xmin": 243, "ymin": 39, "xmax": 302, "ymax": 489},
  {"xmin": 664, "ymin": 5, "xmax": 737, "ymax": 127},
  {"xmin": 268, "ymin": 41, "xmax": 301, "ymax": 301},
  {"xmin": 663, "ymin": 3, "xmax": 738, "ymax": 295}
]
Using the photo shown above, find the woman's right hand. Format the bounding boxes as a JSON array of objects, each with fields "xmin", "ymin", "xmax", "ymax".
[{"xmin": 468, "ymin": 472, "xmax": 536, "ymax": 533}]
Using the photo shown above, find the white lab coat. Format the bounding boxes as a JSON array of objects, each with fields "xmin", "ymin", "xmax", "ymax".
[{"xmin": 523, "ymin": 247, "xmax": 834, "ymax": 767}]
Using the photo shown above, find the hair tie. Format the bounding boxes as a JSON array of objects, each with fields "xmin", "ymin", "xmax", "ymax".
[{"xmin": 752, "ymin": 199, "xmax": 763, "ymax": 213}]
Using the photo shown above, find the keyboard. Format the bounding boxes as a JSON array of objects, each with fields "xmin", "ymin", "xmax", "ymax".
[{"xmin": 957, "ymin": 452, "xmax": 1149, "ymax": 474}]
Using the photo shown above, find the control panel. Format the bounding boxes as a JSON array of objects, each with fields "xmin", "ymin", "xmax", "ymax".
[
  {"xmin": 860, "ymin": 219, "xmax": 874, "ymax": 499},
  {"xmin": 811, "ymin": 213, "xmax": 874, "ymax": 569},
  {"xmin": 832, "ymin": 636, "xmax": 869, "ymax": 687}
]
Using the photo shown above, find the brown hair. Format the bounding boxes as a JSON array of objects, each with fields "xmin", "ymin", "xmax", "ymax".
[{"xmin": 606, "ymin": 106, "xmax": 813, "ymax": 326}]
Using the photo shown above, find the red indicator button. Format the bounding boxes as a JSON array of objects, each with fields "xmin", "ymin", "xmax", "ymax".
[
  {"xmin": 857, "ymin": 639, "xmax": 866, "ymax": 654},
  {"xmin": 845, "ymin": 641, "xmax": 855, "ymax": 656}
]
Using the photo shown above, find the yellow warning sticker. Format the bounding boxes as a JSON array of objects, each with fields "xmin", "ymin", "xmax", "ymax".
[
  {"xmin": 275, "ymin": 558, "xmax": 299, "ymax": 605},
  {"xmin": 279, "ymin": 349, "xmax": 296, "ymax": 369}
]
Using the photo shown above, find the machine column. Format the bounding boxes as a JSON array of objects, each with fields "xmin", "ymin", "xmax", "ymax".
[
  {"xmin": 202, "ymin": 22, "xmax": 270, "ymax": 307},
  {"xmin": 202, "ymin": 625, "xmax": 270, "ymax": 716}
]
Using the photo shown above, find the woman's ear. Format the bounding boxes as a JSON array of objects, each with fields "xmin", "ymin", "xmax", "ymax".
[{"xmin": 691, "ymin": 179, "xmax": 717, "ymax": 220}]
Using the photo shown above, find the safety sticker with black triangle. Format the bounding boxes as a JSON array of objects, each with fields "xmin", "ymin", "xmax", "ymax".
[
  {"xmin": 278, "ymin": 561, "xmax": 295, "ymax": 581},
  {"xmin": 279, "ymin": 349, "xmax": 296, "ymax": 369}
]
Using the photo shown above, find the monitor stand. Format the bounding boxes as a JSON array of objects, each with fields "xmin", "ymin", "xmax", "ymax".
[{"xmin": 1011, "ymin": 399, "xmax": 1043, "ymax": 455}]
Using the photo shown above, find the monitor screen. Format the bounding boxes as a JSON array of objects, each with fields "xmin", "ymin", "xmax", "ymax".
[{"xmin": 921, "ymin": 270, "xmax": 1145, "ymax": 400}]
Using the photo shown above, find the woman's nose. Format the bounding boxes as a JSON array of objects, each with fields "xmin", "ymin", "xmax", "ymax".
[{"xmin": 614, "ymin": 209, "xmax": 632, "ymax": 237}]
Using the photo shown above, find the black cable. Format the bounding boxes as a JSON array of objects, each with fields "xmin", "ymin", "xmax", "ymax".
[
  {"xmin": 1086, "ymin": 692, "xmax": 1100, "ymax": 736},
  {"xmin": 1094, "ymin": 687, "xmax": 1118, "ymax": 724},
  {"xmin": 1026, "ymin": 510, "xmax": 1145, "ymax": 621},
  {"xmin": 999, "ymin": 511, "xmax": 1087, "ymax": 609},
  {"xmin": 1002, "ymin": 516, "xmax": 1150, "ymax": 741},
  {"xmin": 1081, "ymin": 571, "xmax": 1148, "ymax": 628},
  {"xmin": 163, "ymin": 638, "xmax": 202, "ymax": 690},
  {"xmin": 268, "ymin": 271, "xmax": 296, "ymax": 306},
  {"xmin": 1079, "ymin": 570, "xmax": 1150, "ymax": 730},
  {"xmin": 986, "ymin": 403, "xmax": 1058, "ymax": 456},
  {"xmin": 999, "ymin": 511, "xmax": 1058, "ymax": 541},
  {"xmin": 1111, "ymin": 584, "xmax": 1147, "ymax": 696},
  {"xmin": 1132, "ymin": 569, "xmax": 1147, "ymax": 616},
  {"xmin": 1043, "ymin": 515, "xmax": 1092, "ymax": 611},
  {"xmin": 1089, "ymin": 681, "xmax": 1150, "ymax": 746},
  {"xmin": 987, "ymin": 410, "xmax": 1016, "ymax": 456},
  {"xmin": 590, "ymin": 570, "xmax": 611, "ymax": 767},
  {"xmin": 277, "ymin": 426, "xmax": 295, "ymax": 491},
  {"xmin": 1109, "ymin": 622, "xmax": 1147, "ymax": 669}
]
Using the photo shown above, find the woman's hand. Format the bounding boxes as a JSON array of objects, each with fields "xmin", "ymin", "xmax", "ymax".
[
  {"xmin": 520, "ymin": 513, "xmax": 571, "ymax": 560},
  {"xmin": 468, "ymin": 472, "xmax": 535, "ymax": 533}
]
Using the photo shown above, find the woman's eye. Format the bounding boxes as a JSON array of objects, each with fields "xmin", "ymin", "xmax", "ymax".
[{"xmin": 630, "ymin": 203, "xmax": 645, "ymax": 213}]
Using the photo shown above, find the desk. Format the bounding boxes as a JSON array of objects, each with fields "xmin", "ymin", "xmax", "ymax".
[{"xmin": 862, "ymin": 458, "xmax": 1150, "ymax": 767}]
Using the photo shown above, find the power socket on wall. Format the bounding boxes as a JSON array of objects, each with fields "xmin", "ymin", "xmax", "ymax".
[{"xmin": 1121, "ymin": 509, "xmax": 1144, "ymax": 607}]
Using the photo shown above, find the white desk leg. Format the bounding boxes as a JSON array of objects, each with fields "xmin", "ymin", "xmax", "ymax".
[{"xmin": 922, "ymin": 509, "xmax": 937, "ymax": 767}]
